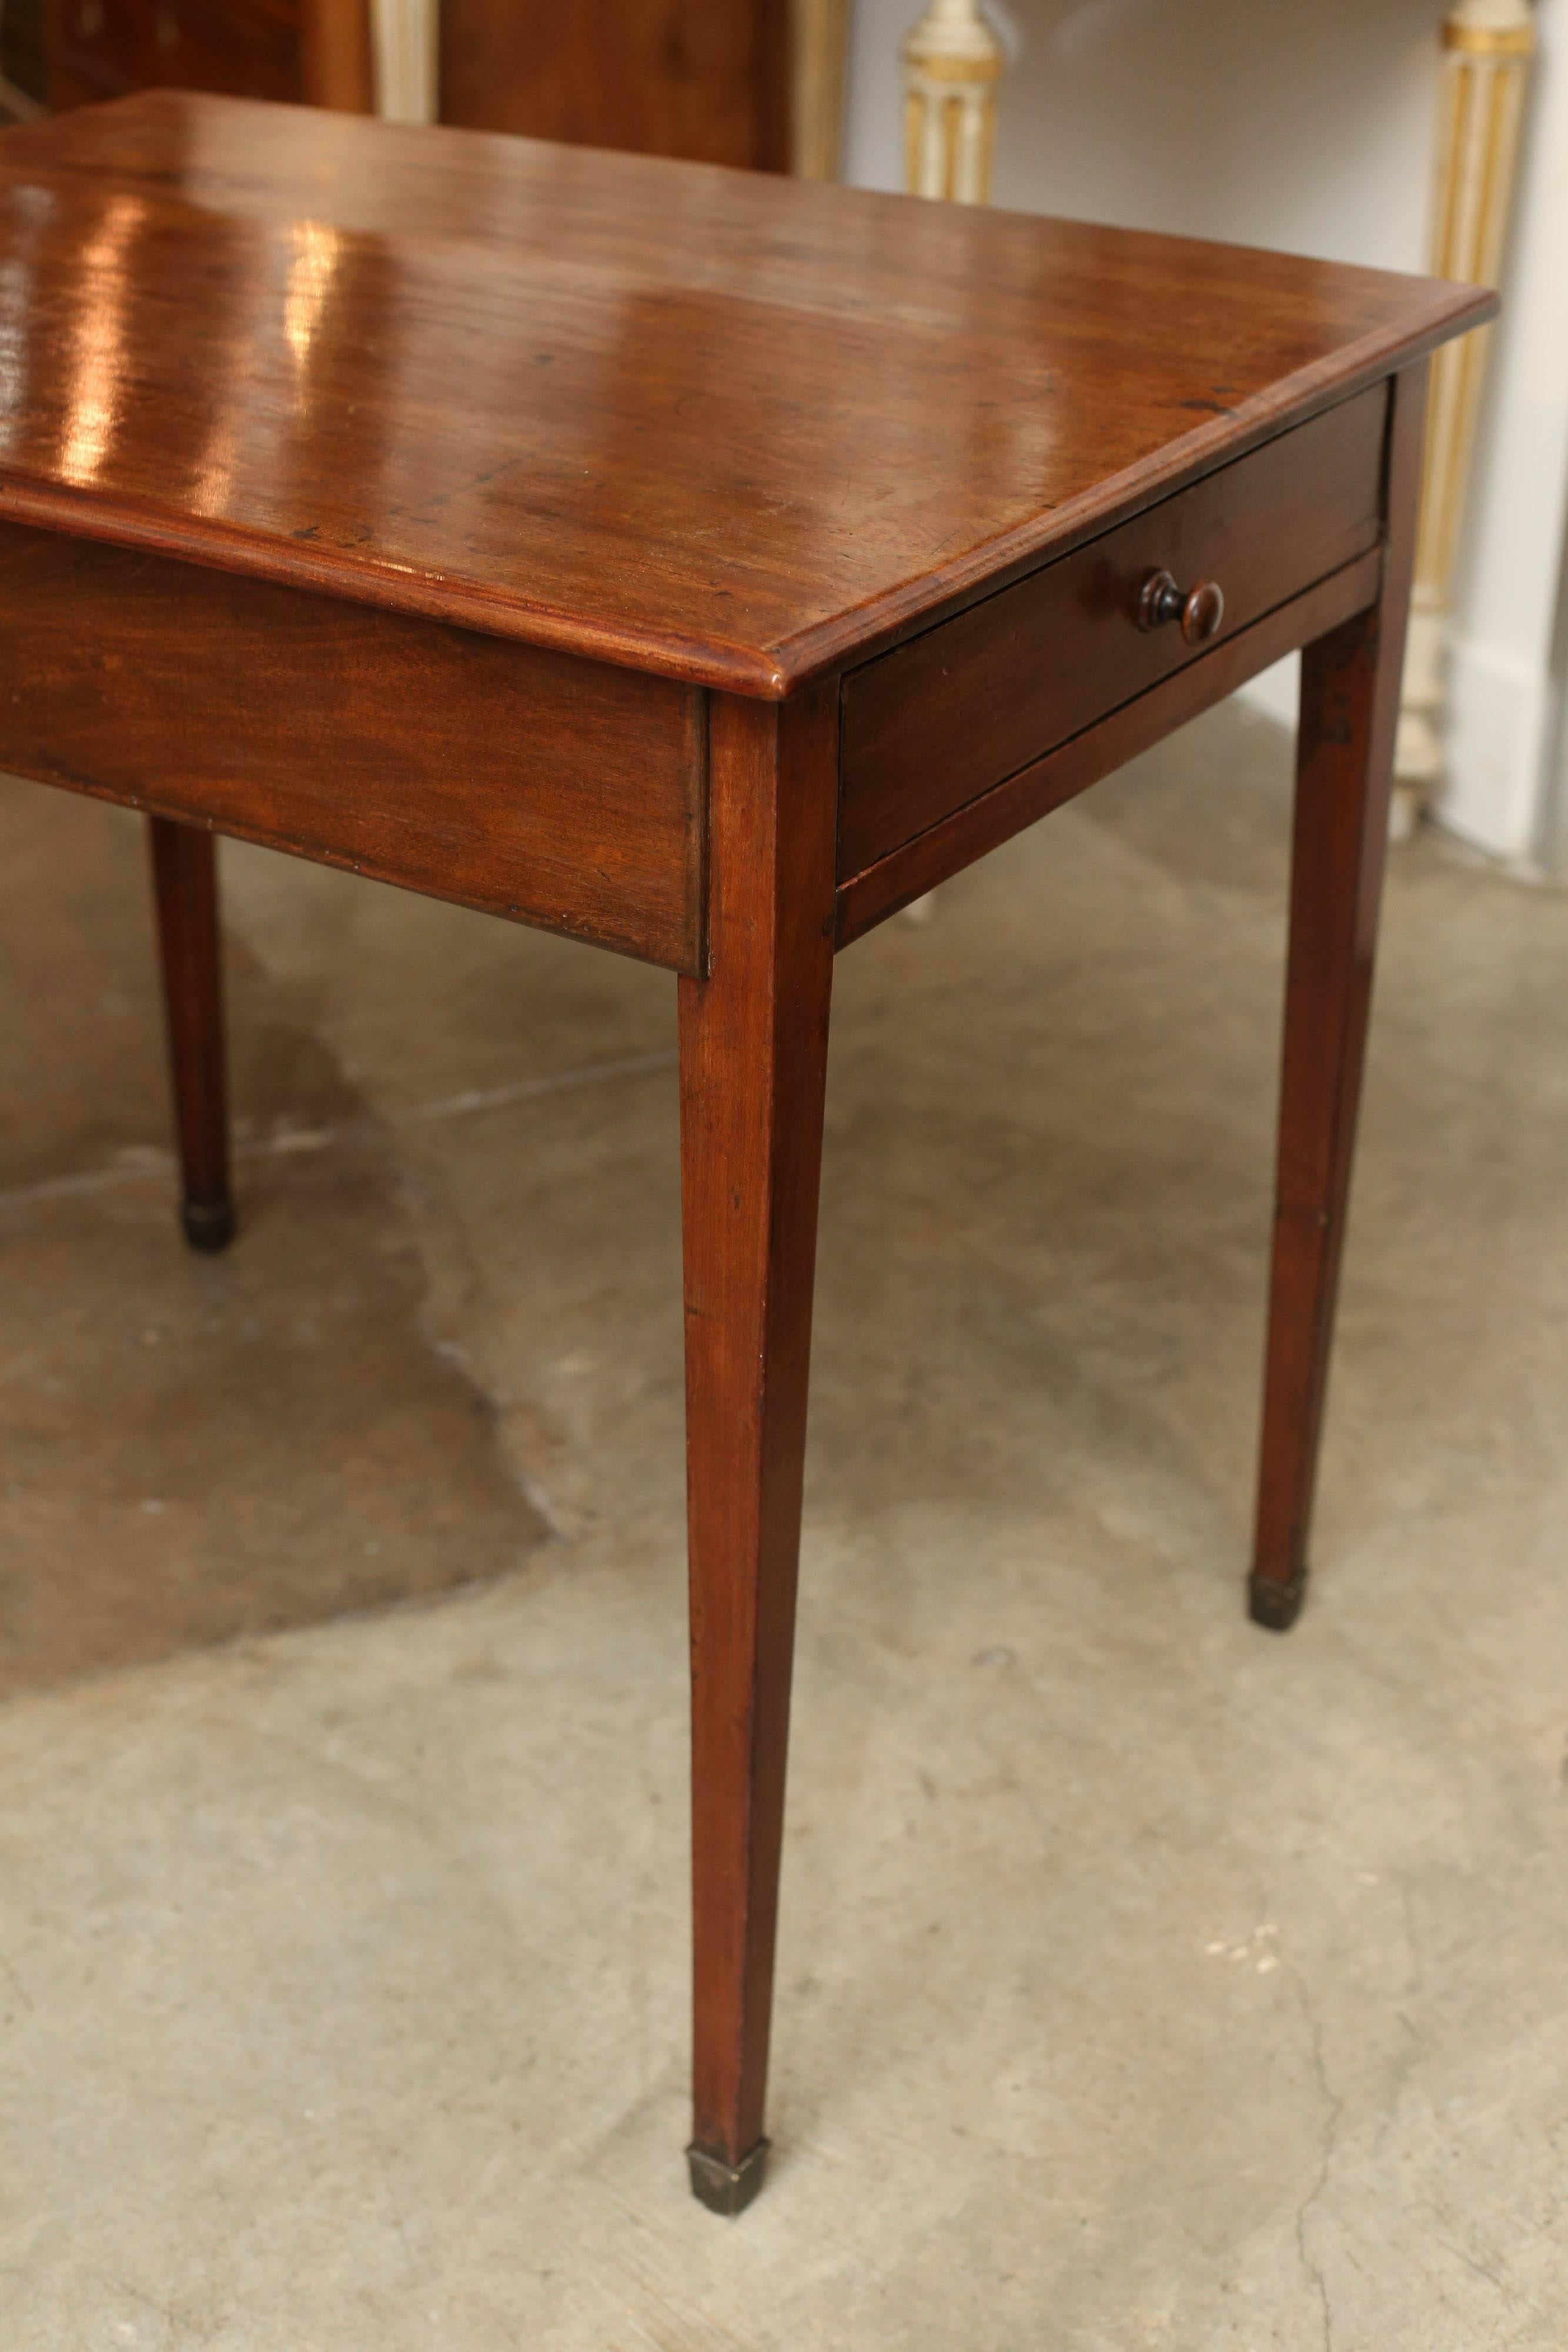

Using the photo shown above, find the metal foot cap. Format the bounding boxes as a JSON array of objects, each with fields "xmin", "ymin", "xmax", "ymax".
[
  {"xmin": 1249, "ymin": 1567, "xmax": 1308, "ymax": 1633},
  {"xmin": 181, "ymin": 1197, "xmax": 235, "ymax": 1253},
  {"xmin": 686, "ymin": 2138, "xmax": 769, "ymax": 2217}
]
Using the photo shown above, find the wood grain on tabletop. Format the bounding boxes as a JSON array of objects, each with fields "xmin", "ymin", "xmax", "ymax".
[{"xmin": 0, "ymin": 92, "xmax": 1493, "ymax": 693}]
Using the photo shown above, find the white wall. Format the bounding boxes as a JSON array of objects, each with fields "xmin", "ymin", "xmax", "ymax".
[
  {"xmin": 1447, "ymin": 1, "xmax": 1568, "ymax": 867},
  {"xmin": 844, "ymin": 0, "xmax": 1568, "ymax": 867}
]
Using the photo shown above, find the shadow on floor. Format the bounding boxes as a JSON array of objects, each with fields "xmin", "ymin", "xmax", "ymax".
[{"xmin": 0, "ymin": 777, "xmax": 547, "ymax": 1696}]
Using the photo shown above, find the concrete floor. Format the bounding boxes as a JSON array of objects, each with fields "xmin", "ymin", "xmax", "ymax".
[{"xmin": 1, "ymin": 700, "xmax": 1564, "ymax": 2347}]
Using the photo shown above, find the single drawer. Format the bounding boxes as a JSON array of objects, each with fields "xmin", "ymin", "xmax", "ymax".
[
  {"xmin": 838, "ymin": 385, "xmax": 1388, "ymax": 880},
  {"xmin": 0, "ymin": 522, "xmax": 706, "ymax": 972}
]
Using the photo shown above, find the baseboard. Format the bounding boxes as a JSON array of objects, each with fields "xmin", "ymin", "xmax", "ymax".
[
  {"xmin": 1439, "ymin": 639, "xmax": 1554, "ymax": 863},
  {"xmin": 1238, "ymin": 637, "xmax": 1562, "ymax": 867}
]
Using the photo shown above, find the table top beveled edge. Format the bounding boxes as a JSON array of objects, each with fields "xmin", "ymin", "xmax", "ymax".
[
  {"xmin": 774, "ymin": 298, "xmax": 1493, "ymax": 696},
  {"xmin": 0, "ymin": 83, "xmax": 1496, "ymax": 701},
  {"xmin": 0, "ymin": 293, "xmax": 1487, "ymax": 703}
]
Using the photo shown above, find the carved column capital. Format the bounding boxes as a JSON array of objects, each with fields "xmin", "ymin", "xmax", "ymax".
[
  {"xmin": 902, "ymin": 0, "xmax": 1006, "ymax": 204},
  {"xmin": 1443, "ymin": 0, "xmax": 1536, "ymax": 53}
]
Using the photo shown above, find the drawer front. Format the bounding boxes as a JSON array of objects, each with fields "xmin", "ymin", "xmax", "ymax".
[
  {"xmin": 838, "ymin": 385, "xmax": 1388, "ymax": 880},
  {"xmin": 0, "ymin": 523, "xmax": 706, "ymax": 972}
]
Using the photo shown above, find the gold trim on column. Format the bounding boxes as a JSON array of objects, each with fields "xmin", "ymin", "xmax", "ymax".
[{"xmin": 1443, "ymin": 22, "xmax": 1534, "ymax": 52}]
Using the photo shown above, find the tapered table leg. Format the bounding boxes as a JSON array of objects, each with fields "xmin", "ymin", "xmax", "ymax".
[
  {"xmin": 1251, "ymin": 365, "xmax": 1429, "ymax": 1630},
  {"xmin": 148, "ymin": 815, "xmax": 235, "ymax": 1253},
  {"xmin": 678, "ymin": 684, "xmax": 838, "ymax": 2214}
]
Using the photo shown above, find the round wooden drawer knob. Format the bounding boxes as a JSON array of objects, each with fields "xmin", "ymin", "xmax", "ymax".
[{"xmin": 1137, "ymin": 569, "xmax": 1226, "ymax": 646}]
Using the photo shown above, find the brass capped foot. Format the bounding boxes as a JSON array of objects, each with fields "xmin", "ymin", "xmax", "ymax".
[
  {"xmin": 686, "ymin": 2139, "xmax": 769, "ymax": 2216},
  {"xmin": 1249, "ymin": 1567, "xmax": 1308, "ymax": 1633},
  {"xmin": 181, "ymin": 1197, "xmax": 235, "ymax": 1253}
]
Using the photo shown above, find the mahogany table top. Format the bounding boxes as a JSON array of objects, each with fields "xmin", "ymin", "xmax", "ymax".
[{"xmin": 0, "ymin": 93, "xmax": 1490, "ymax": 695}]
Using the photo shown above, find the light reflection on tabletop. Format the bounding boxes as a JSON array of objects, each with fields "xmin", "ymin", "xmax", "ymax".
[{"xmin": 0, "ymin": 91, "xmax": 1468, "ymax": 686}]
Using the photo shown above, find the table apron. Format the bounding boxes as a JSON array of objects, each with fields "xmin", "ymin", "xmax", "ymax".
[{"xmin": 0, "ymin": 523, "xmax": 708, "ymax": 974}]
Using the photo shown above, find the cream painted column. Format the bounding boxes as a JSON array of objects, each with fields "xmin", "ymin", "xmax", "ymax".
[
  {"xmin": 902, "ymin": 0, "xmax": 1005, "ymax": 203},
  {"xmin": 1395, "ymin": 0, "xmax": 1537, "ymax": 835},
  {"xmin": 370, "ymin": 0, "xmax": 439, "ymax": 123}
]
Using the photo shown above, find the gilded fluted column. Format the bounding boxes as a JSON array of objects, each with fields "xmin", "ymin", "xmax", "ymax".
[
  {"xmin": 1395, "ymin": 0, "xmax": 1536, "ymax": 833},
  {"xmin": 902, "ymin": 0, "xmax": 1005, "ymax": 205}
]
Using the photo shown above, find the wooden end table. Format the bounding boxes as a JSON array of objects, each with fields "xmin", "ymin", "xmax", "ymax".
[{"xmin": 0, "ymin": 93, "xmax": 1489, "ymax": 2214}]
